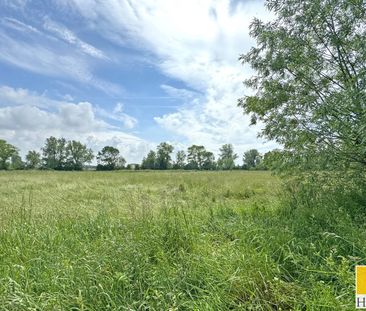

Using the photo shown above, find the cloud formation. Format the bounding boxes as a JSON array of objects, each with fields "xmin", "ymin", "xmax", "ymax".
[
  {"xmin": 96, "ymin": 103, "xmax": 138, "ymax": 130},
  {"xmin": 43, "ymin": 17, "xmax": 108, "ymax": 60},
  {"xmin": 0, "ymin": 16, "xmax": 120, "ymax": 94},
  {"xmin": 0, "ymin": 85, "xmax": 151, "ymax": 162},
  {"xmin": 0, "ymin": 0, "xmax": 278, "ymax": 162},
  {"xmin": 59, "ymin": 0, "xmax": 277, "ymax": 154}
]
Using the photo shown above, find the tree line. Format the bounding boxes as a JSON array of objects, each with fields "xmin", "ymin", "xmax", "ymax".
[
  {"xmin": 141, "ymin": 142, "xmax": 270, "ymax": 170},
  {"xmin": 0, "ymin": 137, "xmax": 277, "ymax": 171}
]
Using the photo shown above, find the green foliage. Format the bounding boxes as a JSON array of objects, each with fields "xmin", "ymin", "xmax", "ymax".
[
  {"xmin": 42, "ymin": 137, "xmax": 67, "ymax": 170},
  {"xmin": 141, "ymin": 150, "xmax": 157, "ymax": 169},
  {"xmin": 243, "ymin": 149, "xmax": 262, "ymax": 170},
  {"xmin": 25, "ymin": 150, "xmax": 41, "ymax": 169},
  {"xmin": 66, "ymin": 140, "xmax": 94, "ymax": 170},
  {"xmin": 0, "ymin": 139, "xmax": 19, "ymax": 170},
  {"xmin": 217, "ymin": 144, "xmax": 238, "ymax": 170},
  {"xmin": 236, "ymin": 3, "xmax": 366, "ymax": 308},
  {"xmin": 0, "ymin": 171, "xmax": 362, "ymax": 309},
  {"xmin": 187, "ymin": 145, "xmax": 204, "ymax": 169},
  {"xmin": 173, "ymin": 150, "xmax": 186, "ymax": 169},
  {"xmin": 115, "ymin": 156, "xmax": 127, "ymax": 170},
  {"xmin": 239, "ymin": 0, "xmax": 366, "ymax": 172},
  {"xmin": 96, "ymin": 146, "xmax": 122, "ymax": 170},
  {"xmin": 10, "ymin": 154, "xmax": 25, "ymax": 170},
  {"xmin": 42, "ymin": 137, "xmax": 94, "ymax": 170},
  {"xmin": 140, "ymin": 143, "xmax": 219, "ymax": 171},
  {"xmin": 187, "ymin": 145, "xmax": 216, "ymax": 170},
  {"xmin": 200, "ymin": 150, "xmax": 216, "ymax": 170},
  {"xmin": 261, "ymin": 149, "xmax": 283, "ymax": 171},
  {"xmin": 156, "ymin": 142, "xmax": 174, "ymax": 170}
]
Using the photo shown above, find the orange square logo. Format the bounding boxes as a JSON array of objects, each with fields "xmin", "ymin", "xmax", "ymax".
[{"xmin": 356, "ymin": 266, "xmax": 366, "ymax": 309}]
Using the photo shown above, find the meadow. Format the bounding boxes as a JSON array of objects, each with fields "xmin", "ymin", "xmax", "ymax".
[{"xmin": 0, "ymin": 171, "xmax": 363, "ymax": 310}]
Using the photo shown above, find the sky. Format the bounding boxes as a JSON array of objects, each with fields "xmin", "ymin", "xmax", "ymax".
[{"xmin": 0, "ymin": 0, "xmax": 277, "ymax": 163}]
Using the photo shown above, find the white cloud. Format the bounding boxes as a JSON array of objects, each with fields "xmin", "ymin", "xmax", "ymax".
[
  {"xmin": 0, "ymin": 18, "xmax": 119, "ymax": 94},
  {"xmin": 0, "ymin": 1, "xmax": 278, "ymax": 160},
  {"xmin": 1, "ymin": 17, "xmax": 41, "ymax": 34},
  {"xmin": 43, "ymin": 17, "xmax": 108, "ymax": 60},
  {"xmin": 0, "ymin": 30, "xmax": 86, "ymax": 78},
  {"xmin": 59, "ymin": 0, "xmax": 278, "ymax": 154},
  {"xmin": 63, "ymin": 94, "xmax": 74, "ymax": 101},
  {"xmin": 160, "ymin": 84, "xmax": 200, "ymax": 101},
  {"xmin": 85, "ymin": 132, "xmax": 153, "ymax": 164},
  {"xmin": 0, "ymin": 85, "xmax": 60, "ymax": 108},
  {"xmin": 0, "ymin": 85, "xmax": 151, "ymax": 162},
  {"xmin": 112, "ymin": 103, "xmax": 138, "ymax": 129},
  {"xmin": 96, "ymin": 102, "xmax": 138, "ymax": 129}
]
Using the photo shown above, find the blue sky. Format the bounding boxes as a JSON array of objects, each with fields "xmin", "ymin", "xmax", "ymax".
[{"xmin": 0, "ymin": 0, "xmax": 276, "ymax": 163}]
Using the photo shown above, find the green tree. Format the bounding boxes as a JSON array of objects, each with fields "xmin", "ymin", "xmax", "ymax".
[
  {"xmin": 174, "ymin": 150, "xmax": 186, "ymax": 169},
  {"xmin": 217, "ymin": 144, "xmax": 238, "ymax": 170},
  {"xmin": 187, "ymin": 145, "xmax": 216, "ymax": 170},
  {"xmin": 42, "ymin": 137, "xmax": 57, "ymax": 169},
  {"xmin": 187, "ymin": 145, "xmax": 206, "ymax": 169},
  {"xmin": 243, "ymin": 149, "xmax": 261, "ymax": 170},
  {"xmin": 141, "ymin": 150, "xmax": 156, "ymax": 169},
  {"xmin": 97, "ymin": 146, "xmax": 120, "ymax": 170},
  {"xmin": 66, "ymin": 140, "xmax": 94, "ymax": 170},
  {"xmin": 115, "ymin": 156, "xmax": 126, "ymax": 170},
  {"xmin": 26, "ymin": 150, "xmax": 41, "ymax": 169},
  {"xmin": 42, "ymin": 137, "xmax": 68, "ymax": 170},
  {"xmin": 55, "ymin": 138, "xmax": 67, "ymax": 169},
  {"xmin": 10, "ymin": 154, "xmax": 25, "ymax": 170},
  {"xmin": 0, "ymin": 139, "xmax": 18, "ymax": 170},
  {"xmin": 156, "ymin": 142, "xmax": 174, "ymax": 170},
  {"xmin": 238, "ymin": 0, "xmax": 366, "ymax": 171},
  {"xmin": 201, "ymin": 151, "xmax": 216, "ymax": 170},
  {"xmin": 262, "ymin": 149, "xmax": 284, "ymax": 171}
]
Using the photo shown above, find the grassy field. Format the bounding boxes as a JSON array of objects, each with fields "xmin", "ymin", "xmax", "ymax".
[{"xmin": 0, "ymin": 171, "xmax": 362, "ymax": 310}]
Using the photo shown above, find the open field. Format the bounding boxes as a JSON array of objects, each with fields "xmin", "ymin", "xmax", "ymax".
[{"xmin": 0, "ymin": 171, "xmax": 363, "ymax": 310}]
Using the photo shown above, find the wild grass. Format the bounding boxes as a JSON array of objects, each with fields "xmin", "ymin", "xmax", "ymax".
[{"xmin": 0, "ymin": 170, "xmax": 363, "ymax": 310}]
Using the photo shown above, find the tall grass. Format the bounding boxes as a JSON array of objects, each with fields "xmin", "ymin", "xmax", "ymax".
[{"xmin": 0, "ymin": 171, "xmax": 363, "ymax": 310}]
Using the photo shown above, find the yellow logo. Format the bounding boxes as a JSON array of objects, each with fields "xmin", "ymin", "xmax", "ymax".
[{"xmin": 356, "ymin": 266, "xmax": 366, "ymax": 309}]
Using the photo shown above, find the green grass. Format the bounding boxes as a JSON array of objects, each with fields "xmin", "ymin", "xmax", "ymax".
[{"xmin": 0, "ymin": 171, "xmax": 363, "ymax": 310}]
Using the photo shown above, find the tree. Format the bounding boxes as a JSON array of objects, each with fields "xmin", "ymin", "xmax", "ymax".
[
  {"xmin": 174, "ymin": 150, "xmax": 186, "ymax": 169},
  {"xmin": 217, "ymin": 144, "xmax": 238, "ymax": 170},
  {"xmin": 238, "ymin": 0, "xmax": 366, "ymax": 171},
  {"xmin": 187, "ymin": 145, "xmax": 216, "ymax": 170},
  {"xmin": 141, "ymin": 150, "xmax": 156, "ymax": 169},
  {"xmin": 10, "ymin": 154, "xmax": 25, "ymax": 170},
  {"xmin": 201, "ymin": 151, "xmax": 216, "ymax": 170},
  {"xmin": 97, "ymin": 146, "xmax": 120, "ymax": 170},
  {"xmin": 66, "ymin": 140, "xmax": 94, "ymax": 170},
  {"xmin": 42, "ymin": 137, "xmax": 94, "ymax": 171},
  {"xmin": 187, "ymin": 145, "xmax": 206, "ymax": 169},
  {"xmin": 0, "ymin": 140, "xmax": 18, "ymax": 170},
  {"xmin": 243, "ymin": 149, "xmax": 261, "ymax": 170},
  {"xmin": 156, "ymin": 142, "xmax": 174, "ymax": 170},
  {"xmin": 26, "ymin": 150, "xmax": 41, "ymax": 169},
  {"xmin": 115, "ymin": 156, "xmax": 126, "ymax": 170},
  {"xmin": 55, "ymin": 138, "xmax": 68, "ymax": 169},
  {"xmin": 42, "ymin": 136, "xmax": 58, "ymax": 169},
  {"xmin": 42, "ymin": 137, "xmax": 68, "ymax": 170},
  {"xmin": 263, "ymin": 149, "xmax": 284, "ymax": 171}
]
